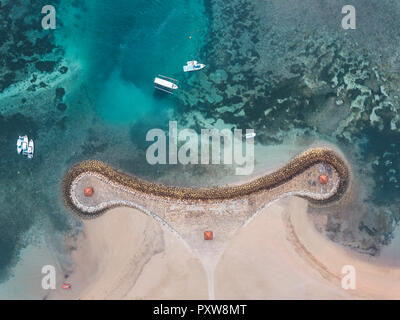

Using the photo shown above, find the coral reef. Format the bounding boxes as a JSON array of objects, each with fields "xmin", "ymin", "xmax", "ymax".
[{"xmin": 172, "ymin": 0, "xmax": 400, "ymax": 250}]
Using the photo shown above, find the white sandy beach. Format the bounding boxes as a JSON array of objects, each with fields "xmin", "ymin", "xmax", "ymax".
[
  {"xmin": 216, "ymin": 197, "xmax": 400, "ymax": 299},
  {"xmin": 52, "ymin": 208, "xmax": 208, "ymax": 299},
  {"xmin": 52, "ymin": 195, "xmax": 400, "ymax": 300}
]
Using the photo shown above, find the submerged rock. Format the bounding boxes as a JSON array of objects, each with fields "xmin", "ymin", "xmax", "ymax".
[
  {"xmin": 56, "ymin": 87, "xmax": 66, "ymax": 99},
  {"xmin": 59, "ymin": 66, "xmax": 68, "ymax": 74},
  {"xmin": 35, "ymin": 61, "xmax": 56, "ymax": 72},
  {"xmin": 57, "ymin": 103, "xmax": 67, "ymax": 112}
]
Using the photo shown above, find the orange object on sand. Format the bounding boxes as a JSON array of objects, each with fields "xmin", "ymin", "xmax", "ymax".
[
  {"xmin": 204, "ymin": 231, "xmax": 213, "ymax": 240},
  {"xmin": 62, "ymin": 282, "xmax": 72, "ymax": 289},
  {"xmin": 84, "ymin": 187, "xmax": 94, "ymax": 197},
  {"xmin": 319, "ymin": 175, "xmax": 328, "ymax": 185}
]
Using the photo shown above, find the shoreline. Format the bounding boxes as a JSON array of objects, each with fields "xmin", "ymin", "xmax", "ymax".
[
  {"xmin": 214, "ymin": 197, "xmax": 400, "ymax": 299},
  {"xmin": 50, "ymin": 207, "xmax": 209, "ymax": 300},
  {"xmin": 56, "ymin": 145, "xmax": 352, "ymax": 299},
  {"xmin": 54, "ymin": 145, "xmax": 400, "ymax": 300},
  {"xmin": 52, "ymin": 196, "xmax": 400, "ymax": 300}
]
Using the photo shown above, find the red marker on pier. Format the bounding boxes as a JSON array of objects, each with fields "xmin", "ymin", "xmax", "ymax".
[{"xmin": 62, "ymin": 282, "xmax": 72, "ymax": 290}]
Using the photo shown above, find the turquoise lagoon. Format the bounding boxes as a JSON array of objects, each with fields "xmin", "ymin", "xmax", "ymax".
[{"xmin": 0, "ymin": 0, "xmax": 209, "ymax": 298}]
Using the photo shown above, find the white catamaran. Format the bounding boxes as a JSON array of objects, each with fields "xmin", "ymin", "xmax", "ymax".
[
  {"xmin": 183, "ymin": 60, "xmax": 206, "ymax": 72},
  {"xmin": 17, "ymin": 135, "xmax": 34, "ymax": 159}
]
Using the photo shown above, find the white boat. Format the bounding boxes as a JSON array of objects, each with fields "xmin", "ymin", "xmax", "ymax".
[
  {"xmin": 154, "ymin": 75, "xmax": 178, "ymax": 94},
  {"xmin": 26, "ymin": 140, "xmax": 34, "ymax": 159},
  {"xmin": 17, "ymin": 135, "xmax": 28, "ymax": 154},
  {"xmin": 245, "ymin": 132, "xmax": 256, "ymax": 139},
  {"xmin": 17, "ymin": 135, "xmax": 34, "ymax": 159},
  {"xmin": 183, "ymin": 60, "xmax": 206, "ymax": 72}
]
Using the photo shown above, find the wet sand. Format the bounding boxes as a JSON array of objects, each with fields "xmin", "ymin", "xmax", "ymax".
[
  {"xmin": 52, "ymin": 207, "xmax": 208, "ymax": 300},
  {"xmin": 61, "ymin": 148, "xmax": 345, "ymax": 292},
  {"xmin": 55, "ymin": 146, "xmax": 400, "ymax": 299},
  {"xmin": 216, "ymin": 197, "xmax": 400, "ymax": 299},
  {"xmin": 53, "ymin": 197, "xmax": 400, "ymax": 299}
]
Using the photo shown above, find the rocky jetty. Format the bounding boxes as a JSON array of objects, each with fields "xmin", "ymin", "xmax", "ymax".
[{"xmin": 63, "ymin": 147, "xmax": 349, "ymax": 217}]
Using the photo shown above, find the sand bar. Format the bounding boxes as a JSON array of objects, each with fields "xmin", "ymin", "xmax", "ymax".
[{"xmin": 59, "ymin": 147, "xmax": 357, "ymax": 299}]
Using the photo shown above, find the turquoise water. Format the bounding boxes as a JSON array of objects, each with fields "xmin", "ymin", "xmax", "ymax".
[
  {"xmin": 60, "ymin": 0, "xmax": 208, "ymax": 125},
  {"xmin": 1, "ymin": 0, "xmax": 400, "ymax": 299},
  {"xmin": 0, "ymin": 0, "xmax": 209, "ymax": 297}
]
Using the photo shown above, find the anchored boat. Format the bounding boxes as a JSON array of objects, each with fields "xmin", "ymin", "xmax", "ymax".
[
  {"xmin": 25, "ymin": 139, "xmax": 34, "ymax": 159},
  {"xmin": 245, "ymin": 132, "xmax": 256, "ymax": 139},
  {"xmin": 17, "ymin": 135, "xmax": 28, "ymax": 154},
  {"xmin": 154, "ymin": 75, "xmax": 179, "ymax": 94},
  {"xmin": 17, "ymin": 135, "xmax": 34, "ymax": 159},
  {"xmin": 183, "ymin": 60, "xmax": 206, "ymax": 72}
]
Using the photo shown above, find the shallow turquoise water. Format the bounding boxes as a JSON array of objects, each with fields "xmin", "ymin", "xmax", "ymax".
[
  {"xmin": 1, "ymin": 0, "xmax": 400, "ymax": 299},
  {"xmin": 62, "ymin": 0, "xmax": 208, "ymax": 125},
  {"xmin": 0, "ymin": 0, "xmax": 209, "ymax": 297}
]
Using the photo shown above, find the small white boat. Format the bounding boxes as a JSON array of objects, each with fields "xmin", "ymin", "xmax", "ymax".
[
  {"xmin": 154, "ymin": 75, "xmax": 179, "ymax": 94},
  {"xmin": 17, "ymin": 135, "xmax": 28, "ymax": 154},
  {"xmin": 183, "ymin": 60, "xmax": 206, "ymax": 72},
  {"xmin": 26, "ymin": 140, "xmax": 34, "ymax": 159},
  {"xmin": 245, "ymin": 132, "xmax": 256, "ymax": 139},
  {"xmin": 17, "ymin": 135, "xmax": 34, "ymax": 159}
]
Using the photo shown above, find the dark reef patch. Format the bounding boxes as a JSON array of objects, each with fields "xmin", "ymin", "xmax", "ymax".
[
  {"xmin": 35, "ymin": 61, "xmax": 56, "ymax": 73},
  {"xmin": 59, "ymin": 66, "xmax": 68, "ymax": 74},
  {"xmin": 55, "ymin": 87, "xmax": 65, "ymax": 99},
  {"xmin": 57, "ymin": 103, "xmax": 67, "ymax": 112}
]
